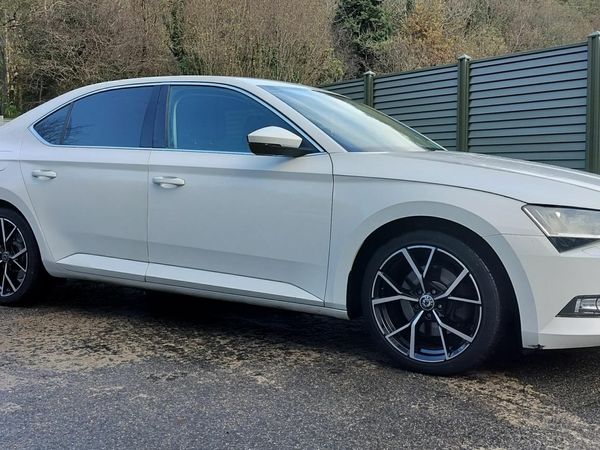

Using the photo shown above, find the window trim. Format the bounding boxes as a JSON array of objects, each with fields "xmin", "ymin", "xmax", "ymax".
[
  {"xmin": 152, "ymin": 85, "xmax": 169, "ymax": 148},
  {"xmin": 29, "ymin": 81, "xmax": 325, "ymax": 154}
]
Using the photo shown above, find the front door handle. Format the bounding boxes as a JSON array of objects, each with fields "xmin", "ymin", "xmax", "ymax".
[
  {"xmin": 32, "ymin": 169, "xmax": 57, "ymax": 180},
  {"xmin": 153, "ymin": 176, "xmax": 185, "ymax": 189}
]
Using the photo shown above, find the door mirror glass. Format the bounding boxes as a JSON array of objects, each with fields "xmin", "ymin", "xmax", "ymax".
[{"xmin": 248, "ymin": 126, "xmax": 311, "ymax": 157}]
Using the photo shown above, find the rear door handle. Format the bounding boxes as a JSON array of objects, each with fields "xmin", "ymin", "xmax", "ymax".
[
  {"xmin": 152, "ymin": 176, "xmax": 185, "ymax": 189},
  {"xmin": 32, "ymin": 169, "xmax": 57, "ymax": 180}
]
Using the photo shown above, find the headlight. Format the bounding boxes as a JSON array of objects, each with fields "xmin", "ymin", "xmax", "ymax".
[{"xmin": 523, "ymin": 205, "xmax": 600, "ymax": 252}]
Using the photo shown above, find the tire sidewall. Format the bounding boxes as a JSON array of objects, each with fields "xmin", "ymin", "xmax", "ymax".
[{"xmin": 0, "ymin": 208, "xmax": 43, "ymax": 306}]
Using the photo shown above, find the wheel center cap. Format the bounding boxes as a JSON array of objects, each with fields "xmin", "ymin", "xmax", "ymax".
[{"xmin": 419, "ymin": 294, "xmax": 435, "ymax": 311}]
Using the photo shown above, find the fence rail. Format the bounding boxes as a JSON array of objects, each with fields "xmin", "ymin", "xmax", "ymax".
[{"xmin": 324, "ymin": 32, "xmax": 600, "ymax": 172}]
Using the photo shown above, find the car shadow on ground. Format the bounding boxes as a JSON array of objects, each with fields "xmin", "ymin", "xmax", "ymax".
[{"xmin": 26, "ymin": 279, "xmax": 600, "ymax": 378}]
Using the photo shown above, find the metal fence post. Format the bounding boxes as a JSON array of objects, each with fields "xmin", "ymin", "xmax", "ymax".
[
  {"xmin": 586, "ymin": 31, "xmax": 600, "ymax": 173},
  {"xmin": 456, "ymin": 54, "xmax": 471, "ymax": 152},
  {"xmin": 363, "ymin": 70, "xmax": 375, "ymax": 107}
]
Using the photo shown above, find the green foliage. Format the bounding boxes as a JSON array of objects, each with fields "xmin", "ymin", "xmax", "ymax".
[
  {"xmin": 2, "ymin": 101, "xmax": 19, "ymax": 118},
  {"xmin": 164, "ymin": 0, "xmax": 205, "ymax": 75},
  {"xmin": 336, "ymin": 0, "xmax": 394, "ymax": 72}
]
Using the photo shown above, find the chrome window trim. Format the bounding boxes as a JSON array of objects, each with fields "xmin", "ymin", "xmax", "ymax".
[{"xmin": 28, "ymin": 81, "xmax": 326, "ymax": 155}]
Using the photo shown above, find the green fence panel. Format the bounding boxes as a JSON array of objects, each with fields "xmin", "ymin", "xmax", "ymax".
[{"xmin": 325, "ymin": 35, "xmax": 600, "ymax": 171}]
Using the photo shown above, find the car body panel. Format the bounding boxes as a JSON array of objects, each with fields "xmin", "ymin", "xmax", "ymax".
[
  {"xmin": 147, "ymin": 149, "xmax": 333, "ymax": 302},
  {"xmin": 145, "ymin": 263, "xmax": 322, "ymax": 305},
  {"xmin": 19, "ymin": 130, "xmax": 150, "ymax": 266},
  {"xmin": 323, "ymin": 169, "xmax": 541, "ymax": 345},
  {"xmin": 499, "ymin": 234, "xmax": 600, "ymax": 348},
  {"xmin": 331, "ymin": 150, "xmax": 600, "ymax": 209},
  {"xmin": 55, "ymin": 254, "xmax": 147, "ymax": 282}
]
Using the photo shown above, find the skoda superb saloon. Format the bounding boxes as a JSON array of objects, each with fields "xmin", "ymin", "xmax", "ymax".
[{"xmin": 2, "ymin": 76, "xmax": 600, "ymax": 375}]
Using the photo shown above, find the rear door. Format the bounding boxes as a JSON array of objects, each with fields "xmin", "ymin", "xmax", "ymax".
[{"xmin": 20, "ymin": 85, "xmax": 158, "ymax": 280}]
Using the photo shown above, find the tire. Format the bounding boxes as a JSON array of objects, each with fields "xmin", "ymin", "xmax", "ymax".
[
  {"xmin": 361, "ymin": 230, "xmax": 505, "ymax": 375},
  {"xmin": 0, "ymin": 208, "xmax": 44, "ymax": 306}
]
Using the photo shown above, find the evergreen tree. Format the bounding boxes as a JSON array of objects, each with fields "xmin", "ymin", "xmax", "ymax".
[
  {"xmin": 165, "ymin": 0, "xmax": 204, "ymax": 75},
  {"xmin": 335, "ymin": 0, "xmax": 393, "ymax": 73}
]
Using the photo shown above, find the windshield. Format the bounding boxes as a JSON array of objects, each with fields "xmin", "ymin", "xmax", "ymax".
[{"xmin": 262, "ymin": 85, "xmax": 445, "ymax": 153}]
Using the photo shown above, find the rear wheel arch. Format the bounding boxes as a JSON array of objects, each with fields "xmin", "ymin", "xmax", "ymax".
[
  {"xmin": 0, "ymin": 197, "xmax": 52, "ymax": 269},
  {"xmin": 346, "ymin": 216, "xmax": 521, "ymax": 346},
  {"xmin": 0, "ymin": 199, "xmax": 26, "ymax": 218},
  {"xmin": 0, "ymin": 199, "xmax": 41, "ymax": 242}
]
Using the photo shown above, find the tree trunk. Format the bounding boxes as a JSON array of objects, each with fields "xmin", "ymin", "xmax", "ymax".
[{"xmin": 0, "ymin": 10, "xmax": 8, "ymax": 116}]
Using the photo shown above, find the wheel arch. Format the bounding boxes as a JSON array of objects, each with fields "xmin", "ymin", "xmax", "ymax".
[
  {"xmin": 344, "ymin": 215, "xmax": 523, "ymax": 347},
  {"xmin": 0, "ymin": 189, "xmax": 54, "ymax": 268}
]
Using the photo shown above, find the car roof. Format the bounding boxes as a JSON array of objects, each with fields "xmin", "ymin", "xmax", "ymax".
[{"xmin": 77, "ymin": 76, "xmax": 306, "ymax": 91}]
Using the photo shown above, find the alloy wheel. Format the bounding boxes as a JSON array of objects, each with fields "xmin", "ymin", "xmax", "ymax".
[
  {"xmin": 370, "ymin": 245, "xmax": 482, "ymax": 363},
  {"xmin": 0, "ymin": 218, "xmax": 28, "ymax": 298}
]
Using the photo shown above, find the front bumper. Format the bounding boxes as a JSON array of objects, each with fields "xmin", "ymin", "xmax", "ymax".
[{"xmin": 498, "ymin": 234, "xmax": 600, "ymax": 349}]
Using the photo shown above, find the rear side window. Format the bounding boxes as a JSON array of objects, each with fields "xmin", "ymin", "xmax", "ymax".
[
  {"xmin": 62, "ymin": 86, "xmax": 154, "ymax": 148},
  {"xmin": 33, "ymin": 105, "xmax": 70, "ymax": 145}
]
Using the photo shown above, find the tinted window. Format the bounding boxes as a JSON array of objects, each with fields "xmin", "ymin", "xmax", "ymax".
[
  {"xmin": 34, "ymin": 105, "xmax": 71, "ymax": 144},
  {"xmin": 63, "ymin": 86, "xmax": 154, "ymax": 148},
  {"xmin": 167, "ymin": 86, "xmax": 312, "ymax": 153}
]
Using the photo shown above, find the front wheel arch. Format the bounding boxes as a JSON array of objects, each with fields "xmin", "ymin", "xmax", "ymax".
[{"xmin": 347, "ymin": 217, "xmax": 521, "ymax": 347}]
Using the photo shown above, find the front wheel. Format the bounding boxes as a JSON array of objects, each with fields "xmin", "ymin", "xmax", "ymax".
[
  {"xmin": 0, "ymin": 208, "xmax": 44, "ymax": 306},
  {"xmin": 361, "ymin": 230, "xmax": 505, "ymax": 375}
]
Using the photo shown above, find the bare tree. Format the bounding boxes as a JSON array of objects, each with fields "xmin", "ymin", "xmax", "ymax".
[{"xmin": 1, "ymin": 0, "xmax": 599, "ymax": 115}]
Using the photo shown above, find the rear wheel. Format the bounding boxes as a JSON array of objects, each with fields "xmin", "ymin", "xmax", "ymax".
[
  {"xmin": 361, "ymin": 230, "xmax": 505, "ymax": 375},
  {"xmin": 0, "ymin": 208, "xmax": 43, "ymax": 306}
]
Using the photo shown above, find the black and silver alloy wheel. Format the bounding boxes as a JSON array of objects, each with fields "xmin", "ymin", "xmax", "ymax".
[
  {"xmin": 0, "ymin": 208, "xmax": 43, "ymax": 306},
  {"xmin": 362, "ymin": 230, "xmax": 504, "ymax": 375},
  {"xmin": 0, "ymin": 218, "xmax": 29, "ymax": 298},
  {"xmin": 371, "ymin": 245, "xmax": 481, "ymax": 362}
]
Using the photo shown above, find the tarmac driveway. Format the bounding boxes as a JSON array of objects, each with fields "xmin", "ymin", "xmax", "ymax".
[{"xmin": 0, "ymin": 281, "xmax": 598, "ymax": 449}]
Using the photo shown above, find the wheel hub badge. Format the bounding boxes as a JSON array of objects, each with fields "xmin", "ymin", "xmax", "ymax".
[
  {"xmin": 0, "ymin": 252, "xmax": 9, "ymax": 263},
  {"xmin": 419, "ymin": 294, "xmax": 435, "ymax": 311}
]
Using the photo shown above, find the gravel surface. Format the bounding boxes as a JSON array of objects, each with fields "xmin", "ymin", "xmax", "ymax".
[{"xmin": 0, "ymin": 280, "xmax": 597, "ymax": 449}]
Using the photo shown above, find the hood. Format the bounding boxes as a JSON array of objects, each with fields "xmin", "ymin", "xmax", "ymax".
[{"xmin": 331, "ymin": 150, "xmax": 600, "ymax": 210}]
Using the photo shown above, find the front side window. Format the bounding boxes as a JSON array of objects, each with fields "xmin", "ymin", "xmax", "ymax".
[
  {"xmin": 263, "ymin": 85, "xmax": 444, "ymax": 153},
  {"xmin": 167, "ymin": 86, "xmax": 313, "ymax": 153},
  {"xmin": 62, "ymin": 86, "xmax": 155, "ymax": 148}
]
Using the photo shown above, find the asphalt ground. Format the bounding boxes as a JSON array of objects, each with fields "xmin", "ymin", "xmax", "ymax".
[{"xmin": 0, "ymin": 280, "xmax": 598, "ymax": 449}]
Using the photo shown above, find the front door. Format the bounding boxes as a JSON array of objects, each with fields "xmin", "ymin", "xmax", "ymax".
[{"xmin": 147, "ymin": 85, "xmax": 333, "ymax": 304}]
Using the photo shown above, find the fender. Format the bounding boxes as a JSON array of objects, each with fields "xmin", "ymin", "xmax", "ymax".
[
  {"xmin": 0, "ymin": 172, "xmax": 56, "ymax": 270},
  {"xmin": 324, "ymin": 180, "xmax": 541, "ymax": 347}
]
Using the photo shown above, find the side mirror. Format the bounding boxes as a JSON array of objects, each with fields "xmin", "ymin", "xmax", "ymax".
[{"xmin": 248, "ymin": 126, "xmax": 312, "ymax": 157}]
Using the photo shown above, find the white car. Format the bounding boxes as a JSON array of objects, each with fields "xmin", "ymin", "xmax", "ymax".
[{"xmin": 1, "ymin": 76, "xmax": 600, "ymax": 375}]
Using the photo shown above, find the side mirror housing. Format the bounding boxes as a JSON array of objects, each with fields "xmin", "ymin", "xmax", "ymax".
[{"xmin": 248, "ymin": 126, "xmax": 312, "ymax": 157}]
